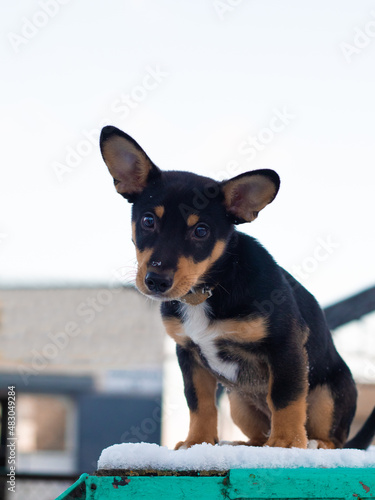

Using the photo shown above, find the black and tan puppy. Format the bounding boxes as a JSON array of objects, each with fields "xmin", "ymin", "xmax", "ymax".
[{"xmin": 100, "ymin": 125, "xmax": 375, "ymax": 450}]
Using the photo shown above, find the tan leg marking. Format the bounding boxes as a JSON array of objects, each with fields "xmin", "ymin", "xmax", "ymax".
[
  {"xmin": 228, "ymin": 392, "xmax": 269, "ymax": 446},
  {"xmin": 266, "ymin": 396, "xmax": 308, "ymax": 448},
  {"xmin": 265, "ymin": 332, "xmax": 309, "ymax": 448},
  {"xmin": 306, "ymin": 384, "xmax": 336, "ymax": 449},
  {"xmin": 175, "ymin": 366, "xmax": 218, "ymax": 449}
]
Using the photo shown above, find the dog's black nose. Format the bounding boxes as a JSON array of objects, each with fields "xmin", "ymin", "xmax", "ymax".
[{"xmin": 145, "ymin": 272, "xmax": 173, "ymax": 293}]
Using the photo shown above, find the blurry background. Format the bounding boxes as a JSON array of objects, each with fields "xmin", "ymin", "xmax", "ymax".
[{"xmin": 1, "ymin": 1, "xmax": 375, "ymax": 498}]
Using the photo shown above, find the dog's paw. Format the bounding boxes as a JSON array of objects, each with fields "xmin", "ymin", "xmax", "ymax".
[
  {"xmin": 307, "ymin": 439, "xmax": 335, "ymax": 449},
  {"xmin": 218, "ymin": 440, "xmax": 249, "ymax": 446},
  {"xmin": 265, "ymin": 434, "xmax": 308, "ymax": 449},
  {"xmin": 174, "ymin": 441, "xmax": 190, "ymax": 450},
  {"xmin": 174, "ymin": 437, "xmax": 217, "ymax": 450},
  {"xmin": 307, "ymin": 439, "xmax": 318, "ymax": 449}
]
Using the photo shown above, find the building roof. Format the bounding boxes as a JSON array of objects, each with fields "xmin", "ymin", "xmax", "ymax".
[{"xmin": 0, "ymin": 287, "xmax": 165, "ymax": 382}]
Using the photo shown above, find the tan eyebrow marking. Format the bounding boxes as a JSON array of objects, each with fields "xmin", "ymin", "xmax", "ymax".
[
  {"xmin": 187, "ymin": 214, "xmax": 199, "ymax": 227},
  {"xmin": 154, "ymin": 206, "xmax": 165, "ymax": 219}
]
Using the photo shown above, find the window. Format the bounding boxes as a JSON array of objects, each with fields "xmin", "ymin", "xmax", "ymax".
[{"xmin": 16, "ymin": 394, "xmax": 76, "ymax": 473}]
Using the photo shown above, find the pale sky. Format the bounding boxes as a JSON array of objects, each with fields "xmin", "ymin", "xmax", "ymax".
[{"xmin": 1, "ymin": 0, "xmax": 375, "ymax": 306}]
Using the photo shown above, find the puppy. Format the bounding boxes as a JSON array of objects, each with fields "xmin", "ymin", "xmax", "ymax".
[{"xmin": 100, "ymin": 125, "xmax": 375, "ymax": 450}]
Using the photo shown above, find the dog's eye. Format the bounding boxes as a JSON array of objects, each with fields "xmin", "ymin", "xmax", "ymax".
[
  {"xmin": 194, "ymin": 224, "xmax": 210, "ymax": 239},
  {"xmin": 141, "ymin": 213, "xmax": 155, "ymax": 229}
]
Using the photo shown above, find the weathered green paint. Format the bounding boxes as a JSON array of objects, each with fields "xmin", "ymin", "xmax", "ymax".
[
  {"xmin": 229, "ymin": 468, "xmax": 374, "ymax": 498},
  {"xmin": 56, "ymin": 468, "xmax": 375, "ymax": 499},
  {"xmin": 55, "ymin": 473, "xmax": 88, "ymax": 500}
]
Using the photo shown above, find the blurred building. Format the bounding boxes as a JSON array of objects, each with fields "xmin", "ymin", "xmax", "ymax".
[{"xmin": 0, "ymin": 286, "xmax": 165, "ymax": 499}]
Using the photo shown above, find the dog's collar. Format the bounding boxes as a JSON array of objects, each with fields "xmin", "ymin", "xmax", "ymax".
[{"xmin": 179, "ymin": 284, "xmax": 213, "ymax": 306}]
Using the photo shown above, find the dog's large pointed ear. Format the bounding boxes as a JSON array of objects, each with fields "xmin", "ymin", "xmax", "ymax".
[
  {"xmin": 100, "ymin": 126, "xmax": 161, "ymax": 201},
  {"xmin": 221, "ymin": 169, "xmax": 280, "ymax": 223}
]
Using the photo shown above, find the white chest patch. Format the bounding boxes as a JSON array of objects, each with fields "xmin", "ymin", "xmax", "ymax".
[{"xmin": 180, "ymin": 303, "xmax": 239, "ymax": 383}]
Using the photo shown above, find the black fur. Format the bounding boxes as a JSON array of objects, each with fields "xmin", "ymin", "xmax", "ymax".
[{"xmin": 176, "ymin": 344, "xmax": 199, "ymax": 412}]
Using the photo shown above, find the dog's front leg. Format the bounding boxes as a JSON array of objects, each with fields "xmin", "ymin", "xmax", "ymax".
[
  {"xmin": 175, "ymin": 344, "xmax": 218, "ymax": 450},
  {"xmin": 266, "ymin": 345, "xmax": 309, "ymax": 448}
]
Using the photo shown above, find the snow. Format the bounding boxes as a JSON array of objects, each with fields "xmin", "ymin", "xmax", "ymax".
[{"xmin": 98, "ymin": 442, "xmax": 375, "ymax": 471}]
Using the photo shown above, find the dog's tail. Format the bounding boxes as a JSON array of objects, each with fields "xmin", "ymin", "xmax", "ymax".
[{"xmin": 344, "ymin": 407, "xmax": 375, "ymax": 449}]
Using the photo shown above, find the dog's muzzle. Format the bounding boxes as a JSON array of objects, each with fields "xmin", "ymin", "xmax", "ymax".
[{"xmin": 144, "ymin": 272, "xmax": 173, "ymax": 294}]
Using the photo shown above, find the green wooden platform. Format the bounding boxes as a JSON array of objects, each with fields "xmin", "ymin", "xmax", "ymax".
[{"xmin": 56, "ymin": 468, "xmax": 374, "ymax": 499}]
